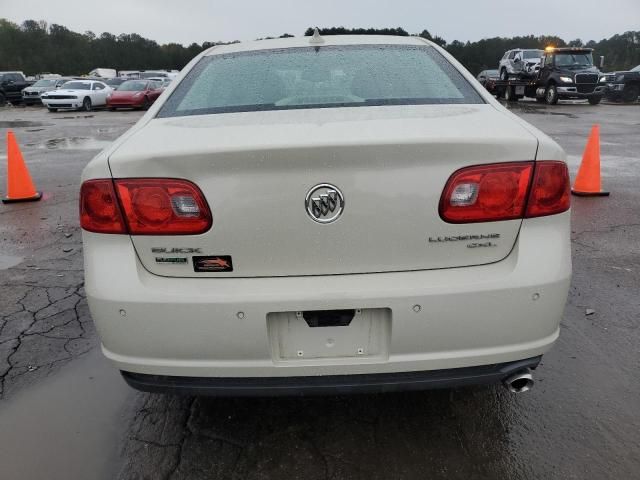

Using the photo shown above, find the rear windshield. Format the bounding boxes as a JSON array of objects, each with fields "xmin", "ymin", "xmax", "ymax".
[{"xmin": 158, "ymin": 44, "xmax": 483, "ymax": 118}]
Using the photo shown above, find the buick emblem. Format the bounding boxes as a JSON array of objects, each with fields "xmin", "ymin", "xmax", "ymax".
[{"xmin": 305, "ymin": 184, "xmax": 344, "ymax": 223}]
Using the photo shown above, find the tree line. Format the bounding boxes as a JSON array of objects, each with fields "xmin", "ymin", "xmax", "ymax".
[{"xmin": 1, "ymin": 18, "xmax": 638, "ymax": 77}]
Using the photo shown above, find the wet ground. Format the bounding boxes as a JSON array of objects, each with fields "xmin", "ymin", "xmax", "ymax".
[{"xmin": 0, "ymin": 101, "xmax": 639, "ymax": 479}]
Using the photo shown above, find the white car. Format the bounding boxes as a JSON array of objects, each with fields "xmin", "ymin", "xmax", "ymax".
[
  {"xmin": 146, "ymin": 77, "xmax": 172, "ymax": 88},
  {"xmin": 41, "ymin": 80, "xmax": 112, "ymax": 112},
  {"xmin": 81, "ymin": 34, "xmax": 571, "ymax": 396}
]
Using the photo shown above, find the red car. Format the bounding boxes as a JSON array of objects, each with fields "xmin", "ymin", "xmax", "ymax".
[{"xmin": 106, "ymin": 80, "xmax": 163, "ymax": 110}]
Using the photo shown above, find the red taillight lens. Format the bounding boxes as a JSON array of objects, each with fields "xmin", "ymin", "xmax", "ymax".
[
  {"xmin": 80, "ymin": 178, "xmax": 212, "ymax": 235},
  {"xmin": 439, "ymin": 161, "xmax": 570, "ymax": 223},
  {"xmin": 115, "ymin": 178, "xmax": 212, "ymax": 235},
  {"xmin": 525, "ymin": 161, "xmax": 570, "ymax": 218},
  {"xmin": 439, "ymin": 162, "xmax": 534, "ymax": 223},
  {"xmin": 80, "ymin": 179, "xmax": 127, "ymax": 233}
]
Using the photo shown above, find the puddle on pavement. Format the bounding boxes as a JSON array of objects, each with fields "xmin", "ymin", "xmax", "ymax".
[
  {"xmin": 34, "ymin": 137, "xmax": 113, "ymax": 150},
  {"xmin": 0, "ymin": 120, "xmax": 50, "ymax": 128},
  {"xmin": 0, "ymin": 254, "xmax": 24, "ymax": 270},
  {"xmin": 0, "ymin": 349, "xmax": 133, "ymax": 480}
]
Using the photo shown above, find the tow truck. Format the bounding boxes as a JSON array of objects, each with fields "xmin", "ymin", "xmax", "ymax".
[{"xmin": 493, "ymin": 47, "xmax": 607, "ymax": 105}]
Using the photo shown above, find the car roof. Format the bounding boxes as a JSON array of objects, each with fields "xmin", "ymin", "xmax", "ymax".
[{"xmin": 204, "ymin": 35, "xmax": 431, "ymax": 56}]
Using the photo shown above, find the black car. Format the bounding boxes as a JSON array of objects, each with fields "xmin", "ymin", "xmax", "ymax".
[
  {"xmin": 602, "ymin": 65, "xmax": 640, "ymax": 103},
  {"xmin": 477, "ymin": 69, "xmax": 500, "ymax": 94}
]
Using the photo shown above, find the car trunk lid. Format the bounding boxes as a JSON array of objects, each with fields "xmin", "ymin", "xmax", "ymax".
[{"xmin": 108, "ymin": 104, "xmax": 538, "ymax": 277}]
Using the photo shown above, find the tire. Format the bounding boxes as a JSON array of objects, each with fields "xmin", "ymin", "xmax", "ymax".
[
  {"xmin": 621, "ymin": 84, "xmax": 639, "ymax": 103},
  {"xmin": 142, "ymin": 97, "xmax": 151, "ymax": 110},
  {"xmin": 0, "ymin": 93, "xmax": 6, "ymax": 106},
  {"xmin": 81, "ymin": 97, "xmax": 92, "ymax": 112},
  {"xmin": 504, "ymin": 86, "xmax": 518, "ymax": 102},
  {"xmin": 588, "ymin": 96, "xmax": 602, "ymax": 105},
  {"xmin": 500, "ymin": 68, "xmax": 509, "ymax": 81},
  {"xmin": 47, "ymin": 107, "xmax": 58, "ymax": 112},
  {"xmin": 109, "ymin": 107, "xmax": 116, "ymax": 111},
  {"xmin": 545, "ymin": 84, "xmax": 559, "ymax": 105}
]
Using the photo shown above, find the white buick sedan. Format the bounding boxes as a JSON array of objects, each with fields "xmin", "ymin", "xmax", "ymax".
[
  {"xmin": 41, "ymin": 80, "xmax": 112, "ymax": 112},
  {"xmin": 81, "ymin": 34, "xmax": 571, "ymax": 396}
]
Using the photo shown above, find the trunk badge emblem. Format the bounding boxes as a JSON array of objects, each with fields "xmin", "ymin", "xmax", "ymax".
[{"xmin": 305, "ymin": 184, "xmax": 344, "ymax": 224}]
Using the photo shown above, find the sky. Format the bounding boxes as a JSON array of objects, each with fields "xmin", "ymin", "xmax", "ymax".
[{"xmin": 2, "ymin": 0, "xmax": 639, "ymax": 45}]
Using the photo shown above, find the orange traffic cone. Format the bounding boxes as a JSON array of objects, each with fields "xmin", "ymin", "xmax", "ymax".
[
  {"xmin": 571, "ymin": 124, "xmax": 609, "ymax": 197},
  {"xmin": 2, "ymin": 130, "xmax": 42, "ymax": 203}
]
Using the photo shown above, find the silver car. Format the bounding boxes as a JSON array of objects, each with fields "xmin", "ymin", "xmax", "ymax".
[
  {"xmin": 499, "ymin": 49, "xmax": 544, "ymax": 80},
  {"xmin": 22, "ymin": 77, "xmax": 70, "ymax": 105}
]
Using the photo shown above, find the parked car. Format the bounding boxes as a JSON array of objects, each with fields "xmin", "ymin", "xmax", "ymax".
[
  {"xmin": 41, "ymin": 80, "xmax": 112, "ymax": 112},
  {"xmin": 477, "ymin": 69, "xmax": 500, "ymax": 93},
  {"xmin": 118, "ymin": 70, "xmax": 141, "ymax": 79},
  {"xmin": 601, "ymin": 65, "xmax": 640, "ymax": 103},
  {"xmin": 88, "ymin": 68, "xmax": 117, "ymax": 79},
  {"xmin": 106, "ymin": 79, "xmax": 164, "ymax": 110},
  {"xmin": 499, "ymin": 49, "xmax": 544, "ymax": 80},
  {"xmin": 146, "ymin": 77, "xmax": 172, "ymax": 88},
  {"xmin": 22, "ymin": 77, "xmax": 72, "ymax": 106},
  {"xmin": 80, "ymin": 34, "xmax": 571, "ymax": 397},
  {"xmin": 105, "ymin": 78, "xmax": 127, "ymax": 89},
  {"xmin": 0, "ymin": 71, "xmax": 34, "ymax": 105},
  {"xmin": 140, "ymin": 70, "xmax": 179, "ymax": 80}
]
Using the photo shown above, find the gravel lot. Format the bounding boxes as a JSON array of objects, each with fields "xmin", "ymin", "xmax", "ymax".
[{"xmin": 0, "ymin": 101, "xmax": 638, "ymax": 480}]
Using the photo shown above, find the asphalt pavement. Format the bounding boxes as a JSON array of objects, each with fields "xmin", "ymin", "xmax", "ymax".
[{"xmin": 0, "ymin": 101, "xmax": 638, "ymax": 480}]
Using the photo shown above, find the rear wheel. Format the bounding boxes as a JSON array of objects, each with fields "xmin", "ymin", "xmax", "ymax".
[
  {"xmin": 621, "ymin": 84, "xmax": 639, "ymax": 103},
  {"xmin": 545, "ymin": 84, "xmax": 559, "ymax": 105},
  {"xmin": 81, "ymin": 97, "xmax": 92, "ymax": 112},
  {"xmin": 588, "ymin": 96, "xmax": 602, "ymax": 105}
]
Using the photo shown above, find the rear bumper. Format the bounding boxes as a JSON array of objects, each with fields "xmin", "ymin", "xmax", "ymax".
[
  {"xmin": 84, "ymin": 212, "xmax": 571, "ymax": 382},
  {"xmin": 122, "ymin": 356, "xmax": 541, "ymax": 396}
]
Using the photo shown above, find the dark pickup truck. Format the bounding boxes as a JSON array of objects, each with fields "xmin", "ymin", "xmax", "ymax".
[
  {"xmin": 601, "ymin": 65, "xmax": 640, "ymax": 103},
  {"xmin": 0, "ymin": 72, "xmax": 34, "ymax": 105}
]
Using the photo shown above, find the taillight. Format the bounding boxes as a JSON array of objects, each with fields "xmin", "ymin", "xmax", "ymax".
[
  {"xmin": 439, "ymin": 161, "xmax": 569, "ymax": 223},
  {"xmin": 440, "ymin": 162, "xmax": 534, "ymax": 223},
  {"xmin": 115, "ymin": 179, "xmax": 212, "ymax": 235},
  {"xmin": 80, "ymin": 179, "xmax": 127, "ymax": 233},
  {"xmin": 80, "ymin": 178, "xmax": 212, "ymax": 235},
  {"xmin": 524, "ymin": 161, "xmax": 570, "ymax": 218}
]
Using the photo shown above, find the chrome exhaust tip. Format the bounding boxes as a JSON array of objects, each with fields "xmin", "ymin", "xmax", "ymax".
[{"xmin": 502, "ymin": 368, "xmax": 534, "ymax": 393}]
